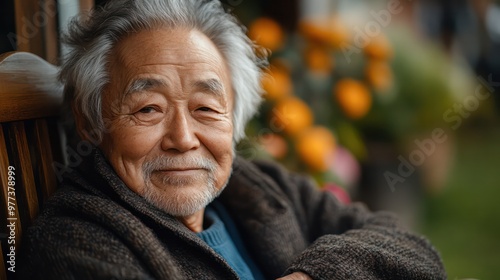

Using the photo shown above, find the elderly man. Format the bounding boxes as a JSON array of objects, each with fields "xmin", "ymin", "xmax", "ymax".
[{"xmin": 20, "ymin": 0, "xmax": 446, "ymax": 279}]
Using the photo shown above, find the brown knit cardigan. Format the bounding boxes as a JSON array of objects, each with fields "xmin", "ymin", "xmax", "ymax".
[{"xmin": 19, "ymin": 149, "xmax": 446, "ymax": 279}]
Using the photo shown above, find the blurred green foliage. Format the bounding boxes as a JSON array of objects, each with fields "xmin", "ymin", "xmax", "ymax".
[{"xmin": 422, "ymin": 126, "xmax": 500, "ymax": 279}]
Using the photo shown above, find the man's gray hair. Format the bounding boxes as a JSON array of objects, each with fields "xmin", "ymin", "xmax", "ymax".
[{"xmin": 60, "ymin": 0, "xmax": 266, "ymax": 144}]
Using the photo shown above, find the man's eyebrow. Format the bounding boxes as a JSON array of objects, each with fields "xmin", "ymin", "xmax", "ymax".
[
  {"xmin": 193, "ymin": 78, "xmax": 225, "ymax": 96},
  {"xmin": 125, "ymin": 78, "xmax": 168, "ymax": 96}
]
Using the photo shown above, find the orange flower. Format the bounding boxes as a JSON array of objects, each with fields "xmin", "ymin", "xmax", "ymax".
[
  {"xmin": 304, "ymin": 45, "xmax": 334, "ymax": 74},
  {"xmin": 365, "ymin": 60, "xmax": 393, "ymax": 92},
  {"xmin": 299, "ymin": 18, "xmax": 348, "ymax": 48},
  {"xmin": 334, "ymin": 79, "xmax": 372, "ymax": 119},
  {"xmin": 295, "ymin": 126, "xmax": 336, "ymax": 171},
  {"xmin": 248, "ymin": 17, "xmax": 285, "ymax": 51},
  {"xmin": 262, "ymin": 67, "xmax": 292, "ymax": 100},
  {"xmin": 364, "ymin": 35, "xmax": 393, "ymax": 60},
  {"xmin": 271, "ymin": 97, "xmax": 313, "ymax": 136}
]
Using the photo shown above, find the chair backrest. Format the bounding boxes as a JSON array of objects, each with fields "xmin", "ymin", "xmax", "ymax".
[{"xmin": 0, "ymin": 52, "xmax": 64, "ymax": 279}]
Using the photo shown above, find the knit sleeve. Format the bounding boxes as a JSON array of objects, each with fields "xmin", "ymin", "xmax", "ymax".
[
  {"xmin": 18, "ymin": 216, "xmax": 156, "ymax": 280},
  {"xmin": 254, "ymin": 160, "xmax": 447, "ymax": 280}
]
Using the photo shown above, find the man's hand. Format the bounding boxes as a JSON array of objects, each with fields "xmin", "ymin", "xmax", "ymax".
[{"xmin": 276, "ymin": 272, "xmax": 313, "ymax": 280}]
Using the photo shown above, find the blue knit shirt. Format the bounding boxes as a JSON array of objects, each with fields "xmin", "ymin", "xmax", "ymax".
[{"xmin": 197, "ymin": 201, "xmax": 265, "ymax": 280}]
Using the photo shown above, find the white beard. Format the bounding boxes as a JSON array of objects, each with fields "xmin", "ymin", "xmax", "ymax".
[{"xmin": 141, "ymin": 155, "xmax": 228, "ymax": 217}]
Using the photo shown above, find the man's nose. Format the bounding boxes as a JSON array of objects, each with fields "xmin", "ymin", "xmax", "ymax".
[{"xmin": 161, "ymin": 110, "xmax": 200, "ymax": 153}]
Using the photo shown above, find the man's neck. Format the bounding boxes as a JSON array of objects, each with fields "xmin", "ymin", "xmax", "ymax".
[{"xmin": 177, "ymin": 209, "xmax": 205, "ymax": 233}]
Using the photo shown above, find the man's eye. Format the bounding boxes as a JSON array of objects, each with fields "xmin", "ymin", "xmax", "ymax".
[
  {"xmin": 197, "ymin": 107, "xmax": 213, "ymax": 112},
  {"xmin": 138, "ymin": 106, "xmax": 156, "ymax": 114}
]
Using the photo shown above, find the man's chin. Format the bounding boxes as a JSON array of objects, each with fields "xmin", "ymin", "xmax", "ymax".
[
  {"xmin": 150, "ymin": 172, "xmax": 209, "ymax": 188},
  {"xmin": 141, "ymin": 184, "xmax": 218, "ymax": 217}
]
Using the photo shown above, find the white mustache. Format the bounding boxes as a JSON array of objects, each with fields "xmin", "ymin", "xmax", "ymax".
[{"xmin": 143, "ymin": 155, "xmax": 216, "ymax": 175}]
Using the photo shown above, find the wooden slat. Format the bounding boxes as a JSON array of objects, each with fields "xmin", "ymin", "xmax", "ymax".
[
  {"xmin": 43, "ymin": 0, "xmax": 60, "ymax": 64},
  {"xmin": 14, "ymin": 0, "xmax": 44, "ymax": 56},
  {"xmin": 32, "ymin": 119, "xmax": 57, "ymax": 204},
  {"xmin": 48, "ymin": 118, "xmax": 67, "ymax": 167},
  {"xmin": 0, "ymin": 52, "xmax": 63, "ymax": 122},
  {"xmin": 8, "ymin": 122, "xmax": 39, "ymax": 231},
  {"xmin": 14, "ymin": 0, "xmax": 59, "ymax": 61}
]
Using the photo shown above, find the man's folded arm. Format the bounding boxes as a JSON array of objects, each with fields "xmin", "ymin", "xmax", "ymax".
[{"xmin": 256, "ymin": 160, "xmax": 446, "ymax": 280}]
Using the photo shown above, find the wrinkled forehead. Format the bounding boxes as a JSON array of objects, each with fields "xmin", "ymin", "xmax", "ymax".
[
  {"xmin": 107, "ymin": 27, "xmax": 234, "ymax": 102},
  {"xmin": 113, "ymin": 27, "xmax": 229, "ymax": 76}
]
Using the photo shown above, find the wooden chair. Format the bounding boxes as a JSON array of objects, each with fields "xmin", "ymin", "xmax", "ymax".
[{"xmin": 0, "ymin": 52, "xmax": 64, "ymax": 279}]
